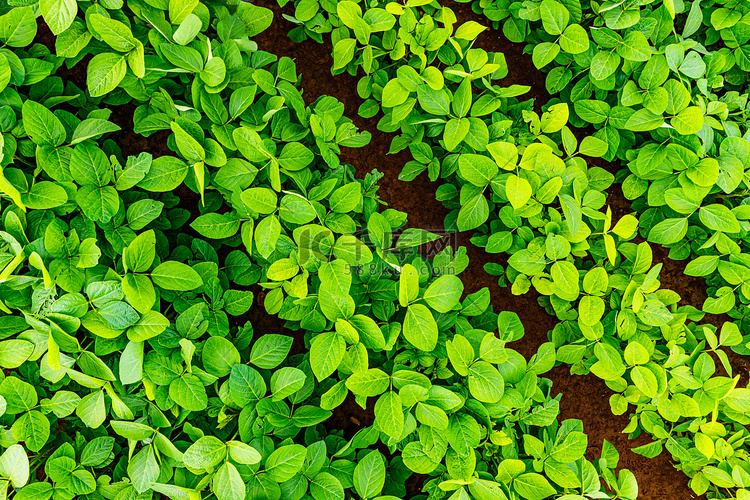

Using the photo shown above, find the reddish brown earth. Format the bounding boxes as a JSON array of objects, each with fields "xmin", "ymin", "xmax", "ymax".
[{"xmin": 250, "ymin": 2, "xmax": 732, "ymax": 499}]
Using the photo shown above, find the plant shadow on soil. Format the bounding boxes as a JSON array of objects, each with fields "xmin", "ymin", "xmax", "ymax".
[{"xmin": 37, "ymin": 5, "xmax": 747, "ymax": 497}]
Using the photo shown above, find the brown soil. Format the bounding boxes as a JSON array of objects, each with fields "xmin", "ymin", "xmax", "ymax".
[{"xmin": 250, "ymin": 2, "xmax": 730, "ymax": 499}]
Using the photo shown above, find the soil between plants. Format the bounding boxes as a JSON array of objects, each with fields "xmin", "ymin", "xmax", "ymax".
[{"xmin": 250, "ymin": 2, "xmax": 721, "ymax": 498}]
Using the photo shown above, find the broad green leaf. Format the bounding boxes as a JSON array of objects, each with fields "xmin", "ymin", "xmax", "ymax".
[
  {"xmin": 202, "ymin": 336, "xmax": 240, "ymax": 377},
  {"xmin": 0, "ymin": 445, "xmax": 29, "ymax": 488},
  {"xmin": 374, "ymin": 391, "xmax": 404, "ymax": 439},
  {"xmin": 404, "ymin": 304, "xmax": 438, "ymax": 352},
  {"xmin": 249, "ymin": 334, "xmax": 293, "ymax": 369},
  {"xmin": 310, "ymin": 331, "xmax": 345, "ymax": 382},
  {"xmin": 213, "ymin": 462, "xmax": 245, "ymax": 500},
  {"xmin": 151, "ymin": 261, "xmax": 203, "ymax": 291},
  {"xmin": 266, "ymin": 444, "xmax": 307, "ymax": 483},
  {"xmin": 128, "ymin": 445, "xmax": 159, "ymax": 494},
  {"xmin": 22, "ymin": 100, "xmax": 65, "ymax": 147},
  {"xmin": 423, "ymin": 275, "xmax": 463, "ymax": 313},
  {"xmin": 169, "ymin": 374, "xmax": 208, "ymax": 411},
  {"xmin": 353, "ymin": 451, "xmax": 386, "ymax": 499},
  {"xmin": 87, "ymin": 53, "xmax": 127, "ymax": 97}
]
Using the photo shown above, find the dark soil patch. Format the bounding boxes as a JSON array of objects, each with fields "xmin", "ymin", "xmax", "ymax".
[{"xmin": 328, "ymin": 392, "xmax": 376, "ymax": 439}]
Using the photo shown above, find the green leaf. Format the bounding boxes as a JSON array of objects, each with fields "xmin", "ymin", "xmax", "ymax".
[
  {"xmin": 229, "ymin": 364, "xmax": 266, "ymax": 407},
  {"xmin": 81, "ymin": 436, "xmax": 115, "ymax": 467},
  {"xmin": 624, "ymin": 108, "xmax": 664, "ymax": 131},
  {"xmin": 329, "ymin": 182, "xmax": 362, "ymax": 213},
  {"xmin": 353, "ymin": 451, "xmax": 386, "ymax": 499},
  {"xmin": 0, "ymin": 444, "xmax": 29, "ymax": 488},
  {"xmin": 700, "ymin": 204, "xmax": 740, "ymax": 233},
  {"xmin": 457, "ymin": 193, "xmax": 489, "ymax": 231},
  {"xmin": 513, "ymin": 473, "xmax": 557, "ymax": 500},
  {"xmin": 382, "ymin": 78, "xmax": 410, "ymax": 108},
  {"xmin": 550, "ymin": 431, "xmax": 587, "ymax": 463},
  {"xmin": 161, "ymin": 44, "xmax": 204, "ymax": 72},
  {"xmin": 169, "ymin": 0, "xmax": 199, "ymax": 24},
  {"xmin": 173, "ymin": 14, "xmax": 202, "ymax": 45},
  {"xmin": 468, "ymin": 361, "xmax": 504, "ymax": 403},
  {"xmin": 559, "ymin": 24, "xmax": 589, "ymax": 54},
  {"xmin": 99, "ymin": 301, "xmax": 139, "ymax": 330},
  {"xmin": 551, "ymin": 261, "xmax": 579, "ymax": 301},
  {"xmin": 423, "ymin": 275, "xmax": 463, "ymax": 313},
  {"xmin": 226, "ymin": 441, "xmax": 261, "ymax": 465},
  {"xmin": 213, "ymin": 462, "xmax": 245, "ymax": 500},
  {"xmin": 0, "ymin": 377, "xmax": 37, "ymax": 414},
  {"xmin": 532, "ymin": 42, "xmax": 560, "ymax": 69},
  {"xmin": 40, "ymin": 391, "xmax": 81, "ymax": 418},
  {"xmin": 617, "ymin": 31, "xmax": 651, "ymax": 61},
  {"xmin": 87, "ymin": 53, "xmax": 127, "ymax": 97},
  {"xmin": 122, "ymin": 274, "xmax": 156, "ymax": 314},
  {"xmin": 0, "ymin": 340, "xmax": 33, "ymax": 369},
  {"xmin": 40, "ymin": 0, "xmax": 77, "ymax": 35},
  {"xmin": 648, "ymin": 218, "xmax": 688, "ymax": 245},
  {"xmin": 76, "ymin": 391, "xmax": 106, "ymax": 428},
  {"xmin": 579, "ymin": 136, "xmax": 608, "ymax": 157},
  {"xmin": 332, "ymin": 38, "xmax": 356, "ymax": 71},
  {"xmin": 249, "ymin": 334, "xmax": 293, "ymax": 369},
  {"xmin": 202, "ymin": 336, "xmax": 240, "ymax": 377},
  {"xmin": 417, "ymin": 84, "xmax": 451, "ymax": 115},
  {"xmin": 672, "ymin": 106, "xmax": 704, "ymax": 135},
  {"xmin": 191, "ymin": 213, "xmax": 240, "ymax": 239},
  {"xmin": 128, "ymin": 445, "xmax": 159, "ymax": 494},
  {"xmin": 171, "ymin": 121, "xmax": 205, "ymax": 163},
  {"xmin": 636, "ymin": 299, "xmax": 673, "ymax": 327},
  {"xmin": 310, "ymin": 331, "xmax": 345, "ymax": 382},
  {"xmin": 241, "ymin": 187, "xmax": 277, "ymax": 214},
  {"xmin": 404, "ymin": 304, "xmax": 438, "ymax": 352},
  {"xmin": 310, "ymin": 472, "xmax": 344, "ymax": 500},
  {"xmin": 271, "ymin": 367, "xmax": 306, "ymax": 401},
  {"xmin": 254, "ymin": 215, "xmax": 281, "ymax": 259},
  {"xmin": 0, "ymin": 7, "xmax": 36, "ymax": 47},
  {"xmin": 200, "ymin": 57, "xmax": 226, "ymax": 87},
  {"xmin": 16, "ymin": 482, "xmax": 53, "ymax": 500},
  {"xmin": 399, "ymin": 263, "xmax": 420, "ymax": 307},
  {"xmin": 631, "ymin": 365, "xmax": 658, "ymax": 397},
  {"xmin": 55, "ymin": 19, "xmax": 91, "ymax": 58},
  {"xmin": 238, "ymin": 2, "xmax": 273, "ymax": 36},
  {"xmin": 459, "ymin": 154, "xmax": 498, "ymax": 187},
  {"xmin": 374, "ymin": 391, "xmax": 404, "ymax": 439},
  {"xmin": 346, "ymin": 368, "xmax": 389, "ymax": 397},
  {"xmin": 119, "ymin": 341, "xmax": 144, "ymax": 385},
  {"xmin": 540, "ymin": 0, "xmax": 569, "ymax": 35},
  {"xmin": 13, "ymin": 410, "xmax": 50, "ymax": 452},
  {"xmin": 266, "ymin": 444, "xmax": 307, "ymax": 482},
  {"xmin": 151, "ymin": 261, "xmax": 203, "ymax": 291},
  {"xmin": 22, "ymin": 100, "xmax": 65, "ymax": 147},
  {"xmin": 124, "ymin": 230, "xmax": 156, "ymax": 273},
  {"xmin": 184, "ymin": 437, "xmax": 228, "ymax": 470},
  {"xmin": 90, "ymin": 14, "xmax": 137, "ymax": 52},
  {"xmin": 126, "ymin": 199, "xmax": 164, "ymax": 231},
  {"xmin": 169, "ymin": 374, "xmax": 208, "ymax": 411},
  {"xmin": 444, "ymin": 118, "xmax": 470, "ymax": 152},
  {"xmin": 506, "ymin": 175, "xmax": 532, "ymax": 209}
]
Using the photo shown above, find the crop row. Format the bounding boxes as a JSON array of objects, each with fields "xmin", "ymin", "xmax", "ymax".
[{"xmin": 278, "ymin": 0, "xmax": 750, "ymax": 498}]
